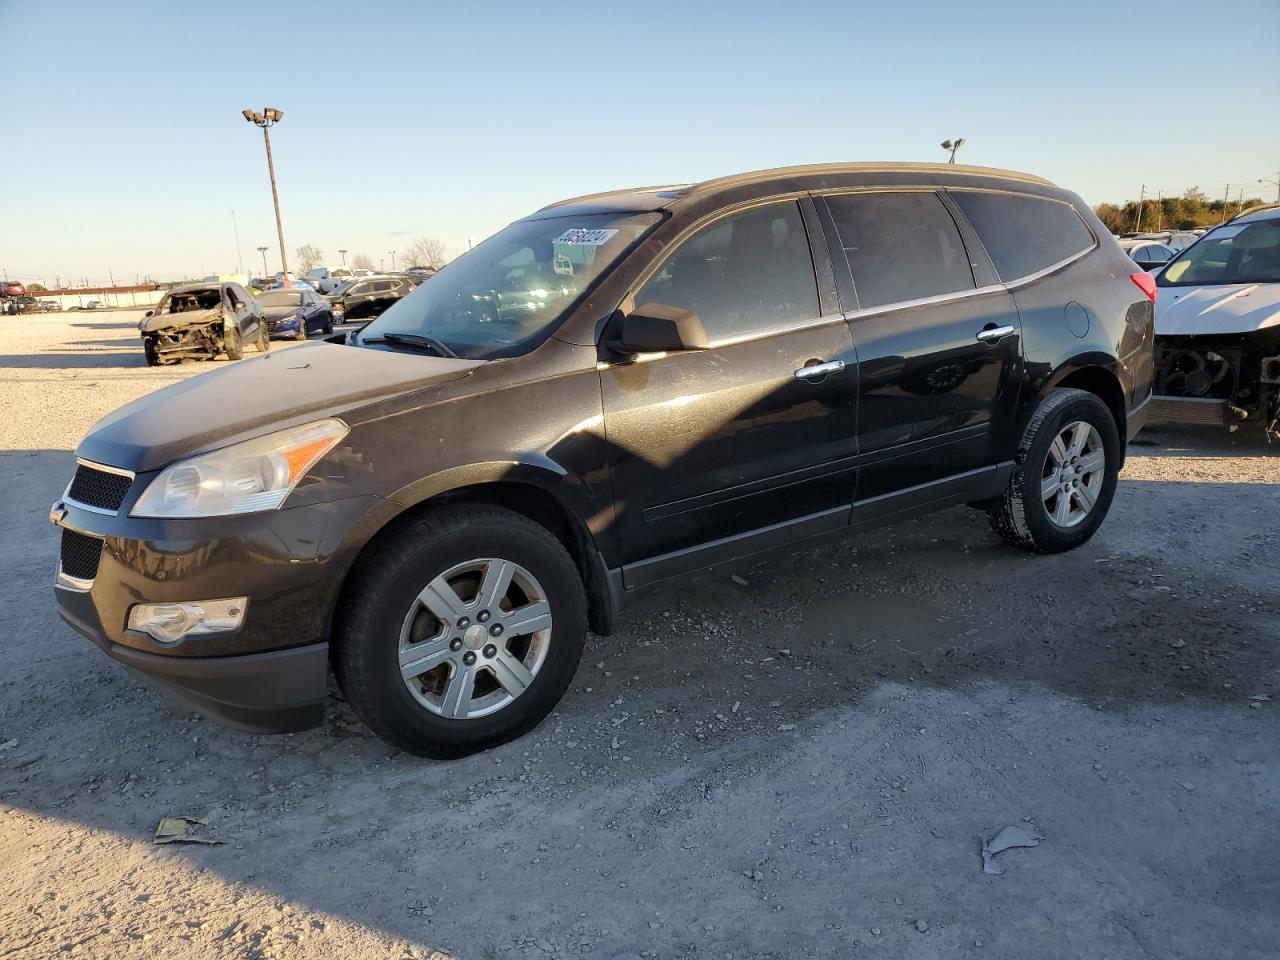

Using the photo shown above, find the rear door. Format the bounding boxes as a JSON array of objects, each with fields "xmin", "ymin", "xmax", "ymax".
[
  {"xmin": 600, "ymin": 198, "xmax": 859, "ymax": 584},
  {"xmin": 817, "ymin": 190, "xmax": 1024, "ymax": 501}
]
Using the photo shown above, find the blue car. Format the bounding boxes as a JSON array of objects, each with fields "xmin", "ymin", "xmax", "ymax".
[{"xmin": 257, "ymin": 288, "xmax": 335, "ymax": 340}]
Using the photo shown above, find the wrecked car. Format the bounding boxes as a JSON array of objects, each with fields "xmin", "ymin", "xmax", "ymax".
[
  {"xmin": 1153, "ymin": 204, "xmax": 1280, "ymax": 434},
  {"xmin": 139, "ymin": 282, "xmax": 269, "ymax": 365}
]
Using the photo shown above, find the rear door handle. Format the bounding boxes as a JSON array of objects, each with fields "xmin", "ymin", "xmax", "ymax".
[
  {"xmin": 794, "ymin": 359, "xmax": 845, "ymax": 381},
  {"xmin": 975, "ymin": 324, "xmax": 1016, "ymax": 343}
]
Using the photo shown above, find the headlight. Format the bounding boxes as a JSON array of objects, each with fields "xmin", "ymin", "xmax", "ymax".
[{"xmin": 131, "ymin": 418, "xmax": 348, "ymax": 518}]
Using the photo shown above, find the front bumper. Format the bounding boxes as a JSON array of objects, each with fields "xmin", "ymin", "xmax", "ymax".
[
  {"xmin": 51, "ymin": 492, "xmax": 397, "ymax": 733},
  {"xmin": 60, "ymin": 600, "xmax": 328, "ymax": 732},
  {"xmin": 266, "ymin": 315, "xmax": 303, "ymax": 338}
]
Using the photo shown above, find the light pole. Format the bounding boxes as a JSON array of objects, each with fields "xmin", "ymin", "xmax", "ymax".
[
  {"xmin": 338, "ymin": 249, "xmax": 348, "ymax": 266},
  {"xmin": 1260, "ymin": 176, "xmax": 1280, "ymax": 204},
  {"xmin": 256, "ymin": 246, "xmax": 269, "ymax": 278},
  {"xmin": 389, "ymin": 250, "xmax": 397, "ymax": 271},
  {"xmin": 242, "ymin": 107, "xmax": 290, "ymax": 285},
  {"xmin": 941, "ymin": 138, "xmax": 966, "ymax": 164}
]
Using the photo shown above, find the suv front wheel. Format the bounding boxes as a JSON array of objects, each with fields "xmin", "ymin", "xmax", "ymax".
[
  {"xmin": 987, "ymin": 387, "xmax": 1121, "ymax": 553},
  {"xmin": 335, "ymin": 504, "xmax": 588, "ymax": 758}
]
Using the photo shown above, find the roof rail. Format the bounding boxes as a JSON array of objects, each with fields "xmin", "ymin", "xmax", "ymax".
[
  {"xmin": 1230, "ymin": 201, "xmax": 1280, "ymax": 221},
  {"xmin": 684, "ymin": 161, "xmax": 1055, "ymax": 197}
]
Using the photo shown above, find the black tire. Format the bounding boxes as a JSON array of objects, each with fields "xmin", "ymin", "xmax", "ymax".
[
  {"xmin": 143, "ymin": 339, "xmax": 162, "ymax": 366},
  {"xmin": 987, "ymin": 387, "xmax": 1121, "ymax": 553},
  {"xmin": 323, "ymin": 314, "xmax": 333, "ymax": 335},
  {"xmin": 295, "ymin": 320, "xmax": 308, "ymax": 341},
  {"xmin": 223, "ymin": 324, "xmax": 243, "ymax": 360},
  {"xmin": 335, "ymin": 504, "xmax": 588, "ymax": 758},
  {"xmin": 258, "ymin": 321, "xmax": 271, "ymax": 352}
]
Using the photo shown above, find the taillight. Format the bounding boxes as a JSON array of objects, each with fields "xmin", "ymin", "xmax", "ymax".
[{"xmin": 1130, "ymin": 271, "xmax": 1157, "ymax": 303}]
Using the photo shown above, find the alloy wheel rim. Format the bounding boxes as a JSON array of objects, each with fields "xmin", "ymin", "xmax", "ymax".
[
  {"xmin": 1041, "ymin": 420, "xmax": 1105, "ymax": 528},
  {"xmin": 398, "ymin": 558, "xmax": 552, "ymax": 720}
]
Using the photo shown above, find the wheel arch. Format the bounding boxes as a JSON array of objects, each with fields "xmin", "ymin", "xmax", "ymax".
[
  {"xmin": 334, "ymin": 465, "xmax": 618, "ymax": 645},
  {"xmin": 1038, "ymin": 357, "xmax": 1127, "ymax": 460}
]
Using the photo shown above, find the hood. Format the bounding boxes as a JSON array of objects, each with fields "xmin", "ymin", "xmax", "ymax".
[
  {"xmin": 261, "ymin": 304, "xmax": 301, "ymax": 321},
  {"xmin": 140, "ymin": 306, "xmax": 222, "ymax": 333},
  {"xmin": 1155, "ymin": 283, "xmax": 1280, "ymax": 336},
  {"xmin": 77, "ymin": 341, "xmax": 482, "ymax": 472}
]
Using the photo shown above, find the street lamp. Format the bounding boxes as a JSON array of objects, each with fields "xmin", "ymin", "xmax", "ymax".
[
  {"xmin": 1260, "ymin": 178, "xmax": 1280, "ymax": 204},
  {"xmin": 242, "ymin": 107, "xmax": 290, "ymax": 285},
  {"xmin": 338, "ymin": 249, "xmax": 348, "ymax": 266},
  {"xmin": 389, "ymin": 250, "xmax": 397, "ymax": 271},
  {"xmin": 941, "ymin": 138, "xmax": 966, "ymax": 164},
  {"xmin": 256, "ymin": 246, "xmax": 269, "ymax": 278}
]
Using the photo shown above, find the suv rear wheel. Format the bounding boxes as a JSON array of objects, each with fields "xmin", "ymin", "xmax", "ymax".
[
  {"xmin": 335, "ymin": 504, "xmax": 588, "ymax": 758},
  {"xmin": 987, "ymin": 387, "xmax": 1120, "ymax": 553}
]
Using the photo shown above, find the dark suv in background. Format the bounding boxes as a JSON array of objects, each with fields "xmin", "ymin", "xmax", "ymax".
[{"xmin": 51, "ymin": 163, "xmax": 1154, "ymax": 757}]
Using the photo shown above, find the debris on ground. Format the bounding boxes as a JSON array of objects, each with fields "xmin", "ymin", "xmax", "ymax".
[
  {"xmin": 154, "ymin": 812, "xmax": 224, "ymax": 845},
  {"xmin": 981, "ymin": 825, "xmax": 1042, "ymax": 874},
  {"xmin": 730, "ymin": 574, "xmax": 748, "ymax": 587}
]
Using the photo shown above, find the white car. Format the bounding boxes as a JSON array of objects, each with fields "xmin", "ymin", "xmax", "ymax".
[
  {"xmin": 1118, "ymin": 238, "xmax": 1176, "ymax": 272},
  {"xmin": 1152, "ymin": 204, "xmax": 1280, "ymax": 432}
]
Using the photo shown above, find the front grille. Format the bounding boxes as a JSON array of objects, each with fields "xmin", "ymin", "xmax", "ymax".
[
  {"xmin": 67, "ymin": 463, "xmax": 132, "ymax": 512},
  {"xmin": 60, "ymin": 529, "xmax": 103, "ymax": 582}
]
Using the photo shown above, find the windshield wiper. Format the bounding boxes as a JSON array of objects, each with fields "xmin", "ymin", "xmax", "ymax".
[{"xmin": 361, "ymin": 331, "xmax": 458, "ymax": 358}]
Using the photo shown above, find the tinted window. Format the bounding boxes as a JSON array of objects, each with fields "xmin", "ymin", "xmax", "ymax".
[
  {"xmin": 634, "ymin": 201, "xmax": 818, "ymax": 340},
  {"xmin": 950, "ymin": 191, "xmax": 1094, "ymax": 281},
  {"xmin": 825, "ymin": 192, "xmax": 974, "ymax": 309}
]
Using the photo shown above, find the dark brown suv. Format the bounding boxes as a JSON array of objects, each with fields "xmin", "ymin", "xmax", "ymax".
[{"xmin": 51, "ymin": 163, "xmax": 1155, "ymax": 756}]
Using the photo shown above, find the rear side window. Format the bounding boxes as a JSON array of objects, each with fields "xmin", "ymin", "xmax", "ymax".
[
  {"xmin": 950, "ymin": 191, "xmax": 1094, "ymax": 281},
  {"xmin": 634, "ymin": 200, "xmax": 819, "ymax": 340},
  {"xmin": 825, "ymin": 192, "xmax": 974, "ymax": 309}
]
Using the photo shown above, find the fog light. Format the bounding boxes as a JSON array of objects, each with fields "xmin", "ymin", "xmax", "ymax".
[{"xmin": 127, "ymin": 598, "xmax": 247, "ymax": 644}]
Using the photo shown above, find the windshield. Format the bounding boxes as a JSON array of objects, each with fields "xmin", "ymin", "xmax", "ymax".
[
  {"xmin": 258, "ymin": 291, "xmax": 304, "ymax": 307},
  {"xmin": 1158, "ymin": 220, "xmax": 1280, "ymax": 287},
  {"xmin": 358, "ymin": 211, "xmax": 662, "ymax": 359}
]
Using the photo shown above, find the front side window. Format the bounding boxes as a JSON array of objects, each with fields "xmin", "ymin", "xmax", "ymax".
[
  {"xmin": 950, "ymin": 191, "xmax": 1094, "ymax": 282},
  {"xmin": 634, "ymin": 201, "xmax": 819, "ymax": 341},
  {"xmin": 360, "ymin": 211, "xmax": 661, "ymax": 359},
  {"xmin": 826, "ymin": 192, "xmax": 974, "ymax": 309},
  {"xmin": 1158, "ymin": 220, "xmax": 1280, "ymax": 287}
]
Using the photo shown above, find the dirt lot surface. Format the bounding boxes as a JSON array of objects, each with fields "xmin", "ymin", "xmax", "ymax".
[{"xmin": 2, "ymin": 310, "xmax": 1277, "ymax": 959}]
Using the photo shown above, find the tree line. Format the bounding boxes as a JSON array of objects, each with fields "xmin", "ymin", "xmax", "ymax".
[
  {"xmin": 1093, "ymin": 189, "xmax": 1267, "ymax": 235},
  {"xmin": 292, "ymin": 237, "xmax": 448, "ymax": 274}
]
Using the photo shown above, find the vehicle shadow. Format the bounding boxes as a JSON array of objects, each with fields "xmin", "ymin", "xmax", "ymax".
[
  {"xmin": 0, "ymin": 351, "xmax": 151, "ymax": 369},
  {"xmin": 4, "ymin": 428, "xmax": 1277, "ymax": 955}
]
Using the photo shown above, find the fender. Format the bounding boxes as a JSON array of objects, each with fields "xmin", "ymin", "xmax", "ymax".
[{"xmin": 383, "ymin": 459, "xmax": 622, "ymax": 635}]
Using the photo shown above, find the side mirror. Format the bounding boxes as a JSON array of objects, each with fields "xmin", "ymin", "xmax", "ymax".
[
  {"xmin": 144, "ymin": 310, "xmax": 154, "ymax": 317},
  {"xmin": 614, "ymin": 303, "xmax": 709, "ymax": 354}
]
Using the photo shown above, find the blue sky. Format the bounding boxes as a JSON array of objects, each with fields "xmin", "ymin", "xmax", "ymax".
[{"xmin": 2, "ymin": 0, "xmax": 1277, "ymax": 286}]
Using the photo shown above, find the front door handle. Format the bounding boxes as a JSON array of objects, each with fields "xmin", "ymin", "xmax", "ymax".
[
  {"xmin": 975, "ymin": 324, "xmax": 1016, "ymax": 343},
  {"xmin": 794, "ymin": 359, "xmax": 845, "ymax": 381}
]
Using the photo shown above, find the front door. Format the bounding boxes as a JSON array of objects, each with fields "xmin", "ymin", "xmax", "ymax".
[
  {"xmin": 818, "ymin": 191, "xmax": 1024, "ymax": 501},
  {"xmin": 600, "ymin": 199, "xmax": 859, "ymax": 586}
]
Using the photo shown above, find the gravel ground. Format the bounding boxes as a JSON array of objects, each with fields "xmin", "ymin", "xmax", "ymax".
[{"xmin": 1, "ymin": 310, "xmax": 1277, "ymax": 960}]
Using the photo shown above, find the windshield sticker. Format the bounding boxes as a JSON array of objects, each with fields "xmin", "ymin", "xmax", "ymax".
[{"xmin": 552, "ymin": 228, "xmax": 618, "ymax": 246}]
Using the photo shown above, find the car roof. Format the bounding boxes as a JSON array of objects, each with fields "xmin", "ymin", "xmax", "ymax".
[
  {"xmin": 1229, "ymin": 202, "xmax": 1280, "ymax": 224},
  {"xmin": 534, "ymin": 162, "xmax": 1057, "ymax": 217},
  {"xmin": 163, "ymin": 283, "xmax": 226, "ymax": 295}
]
